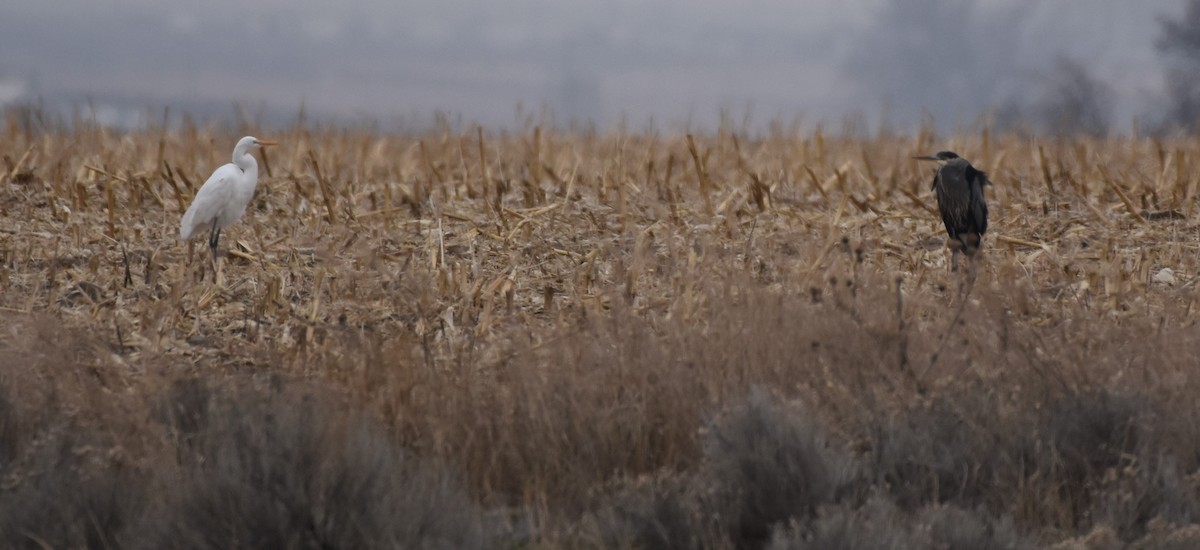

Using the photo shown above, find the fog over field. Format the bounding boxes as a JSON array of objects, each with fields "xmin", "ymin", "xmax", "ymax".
[{"xmin": 0, "ymin": 0, "xmax": 1184, "ymax": 131}]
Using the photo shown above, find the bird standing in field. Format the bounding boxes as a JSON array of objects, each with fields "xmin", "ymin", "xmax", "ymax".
[
  {"xmin": 180, "ymin": 136, "xmax": 277, "ymax": 275},
  {"xmin": 913, "ymin": 150, "xmax": 989, "ymax": 271}
]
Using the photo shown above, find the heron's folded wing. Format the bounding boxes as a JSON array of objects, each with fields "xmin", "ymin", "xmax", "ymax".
[
  {"xmin": 973, "ymin": 189, "xmax": 988, "ymax": 235},
  {"xmin": 967, "ymin": 167, "xmax": 989, "ymax": 235}
]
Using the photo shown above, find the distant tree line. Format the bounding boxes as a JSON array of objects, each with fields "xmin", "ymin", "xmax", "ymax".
[
  {"xmin": 1012, "ymin": 0, "xmax": 1200, "ymax": 135},
  {"xmin": 993, "ymin": 57, "xmax": 1114, "ymax": 137},
  {"xmin": 852, "ymin": 0, "xmax": 1200, "ymax": 135},
  {"xmin": 1158, "ymin": 0, "xmax": 1200, "ymax": 132}
]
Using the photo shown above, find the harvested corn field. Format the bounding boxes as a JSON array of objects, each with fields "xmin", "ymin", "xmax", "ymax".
[{"xmin": 3, "ymin": 110, "xmax": 1200, "ymax": 548}]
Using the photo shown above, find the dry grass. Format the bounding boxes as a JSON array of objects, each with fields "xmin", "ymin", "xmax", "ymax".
[{"xmin": 3, "ymin": 107, "xmax": 1200, "ymax": 548}]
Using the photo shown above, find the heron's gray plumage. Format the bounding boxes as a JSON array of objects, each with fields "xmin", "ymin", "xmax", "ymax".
[{"xmin": 914, "ymin": 150, "xmax": 990, "ymax": 264}]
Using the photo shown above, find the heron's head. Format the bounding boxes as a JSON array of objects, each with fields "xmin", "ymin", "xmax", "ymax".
[{"xmin": 912, "ymin": 150, "xmax": 960, "ymax": 166}]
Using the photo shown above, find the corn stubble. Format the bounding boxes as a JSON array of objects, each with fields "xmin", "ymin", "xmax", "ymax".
[{"xmin": 2, "ymin": 108, "xmax": 1200, "ymax": 548}]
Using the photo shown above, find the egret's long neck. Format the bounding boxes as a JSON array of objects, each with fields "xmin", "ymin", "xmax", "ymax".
[{"xmin": 233, "ymin": 146, "xmax": 259, "ymax": 177}]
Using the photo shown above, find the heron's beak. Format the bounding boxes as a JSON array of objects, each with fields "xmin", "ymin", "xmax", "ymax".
[
  {"xmin": 912, "ymin": 155, "xmax": 937, "ymax": 161},
  {"xmin": 257, "ymin": 139, "xmax": 278, "ymax": 147}
]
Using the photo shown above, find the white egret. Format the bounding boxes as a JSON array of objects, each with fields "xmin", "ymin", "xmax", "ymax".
[{"xmin": 180, "ymin": 136, "xmax": 277, "ymax": 272}]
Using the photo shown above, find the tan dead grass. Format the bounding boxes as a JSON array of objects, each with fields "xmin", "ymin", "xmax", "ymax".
[{"xmin": 3, "ymin": 108, "xmax": 1200, "ymax": 546}]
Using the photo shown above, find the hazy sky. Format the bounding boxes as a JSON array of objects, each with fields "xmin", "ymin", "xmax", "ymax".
[{"xmin": 0, "ymin": 0, "xmax": 1186, "ymax": 132}]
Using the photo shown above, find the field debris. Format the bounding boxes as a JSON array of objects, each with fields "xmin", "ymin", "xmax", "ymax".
[{"xmin": 3, "ymin": 112, "xmax": 1200, "ymax": 547}]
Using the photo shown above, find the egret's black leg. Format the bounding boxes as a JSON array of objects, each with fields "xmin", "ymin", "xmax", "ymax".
[
  {"xmin": 209, "ymin": 221, "xmax": 220, "ymax": 250},
  {"xmin": 208, "ymin": 221, "xmax": 221, "ymax": 276}
]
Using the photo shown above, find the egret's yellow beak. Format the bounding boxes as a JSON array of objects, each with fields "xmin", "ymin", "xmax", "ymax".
[{"xmin": 257, "ymin": 139, "xmax": 278, "ymax": 147}]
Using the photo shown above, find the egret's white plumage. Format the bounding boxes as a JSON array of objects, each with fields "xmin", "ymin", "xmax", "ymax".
[{"xmin": 180, "ymin": 135, "xmax": 276, "ymax": 270}]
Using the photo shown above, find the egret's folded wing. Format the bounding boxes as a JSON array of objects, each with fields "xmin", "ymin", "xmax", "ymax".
[{"xmin": 180, "ymin": 164, "xmax": 239, "ymax": 239}]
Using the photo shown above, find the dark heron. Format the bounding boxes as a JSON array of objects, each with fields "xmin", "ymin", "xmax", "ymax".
[{"xmin": 913, "ymin": 151, "xmax": 989, "ymax": 271}]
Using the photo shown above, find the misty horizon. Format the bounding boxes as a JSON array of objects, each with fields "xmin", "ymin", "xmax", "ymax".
[{"xmin": 0, "ymin": 0, "xmax": 1188, "ymax": 133}]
